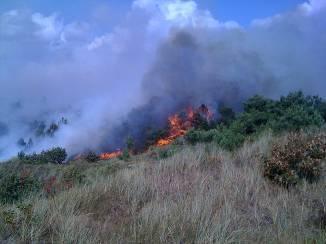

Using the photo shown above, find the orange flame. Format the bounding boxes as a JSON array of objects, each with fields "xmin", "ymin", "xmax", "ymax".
[
  {"xmin": 73, "ymin": 154, "xmax": 83, "ymax": 160},
  {"xmin": 156, "ymin": 107, "xmax": 197, "ymax": 147},
  {"xmin": 76, "ymin": 105, "xmax": 213, "ymax": 158},
  {"xmin": 100, "ymin": 150, "xmax": 122, "ymax": 160}
]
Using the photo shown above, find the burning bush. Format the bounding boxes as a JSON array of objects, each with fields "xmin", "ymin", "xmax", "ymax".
[{"xmin": 264, "ymin": 132, "xmax": 326, "ymax": 187}]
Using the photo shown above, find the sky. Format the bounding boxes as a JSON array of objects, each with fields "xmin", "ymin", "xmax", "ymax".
[
  {"xmin": 0, "ymin": 0, "xmax": 325, "ymax": 159},
  {"xmin": 0, "ymin": 0, "xmax": 305, "ymax": 25}
]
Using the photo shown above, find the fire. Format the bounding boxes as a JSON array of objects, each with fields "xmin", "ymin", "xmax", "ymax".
[
  {"xmin": 73, "ymin": 105, "xmax": 213, "ymax": 160},
  {"xmin": 156, "ymin": 105, "xmax": 212, "ymax": 147},
  {"xmin": 100, "ymin": 150, "xmax": 122, "ymax": 160},
  {"xmin": 73, "ymin": 154, "xmax": 83, "ymax": 160},
  {"xmin": 156, "ymin": 114, "xmax": 189, "ymax": 146}
]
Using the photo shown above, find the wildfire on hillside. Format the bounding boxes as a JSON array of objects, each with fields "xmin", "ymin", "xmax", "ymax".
[
  {"xmin": 156, "ymin": 104, "xmax": 213, "ymax": 147},
  {"xmin": 76, "ymin": 104, "xmax": 213, "ymax": 161},
  {"xmin": 100, "ymin": 150, "xmax": 122, "ymax": 160}
]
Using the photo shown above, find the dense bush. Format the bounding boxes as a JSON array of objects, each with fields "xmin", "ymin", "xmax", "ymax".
[
  {"xmin": 185, "ymin": 129, "xmax": 217, "ymax": 145},
  {"xmin": 185, "ymin": 91, "xmax": 326, "ymax": 150},
  {"xmin": 18, "ymin": 147, "xmax": 67, "ymax": 164},
  {"xmin": 218, "ymin": 105, "xmax": 236, "ymax": 126},
  {"xmin": 0, "ymin": 171, "xmax": 41, "ymax": 204},
  {"xmin": 213, "ymin": 126, "xmax": 246, "ymax": 151},
  {"xmin": 118, "ymin": 149, "xmax": 130, "ymax": 161},
  {"xmin": 264, "ymin": 132, "xmax": 326, "ymax": 187}
]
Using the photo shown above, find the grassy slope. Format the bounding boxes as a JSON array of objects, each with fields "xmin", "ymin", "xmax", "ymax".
[{"xmin": 0, "ymin": 132, "xmax": 325, "ymax": 243}]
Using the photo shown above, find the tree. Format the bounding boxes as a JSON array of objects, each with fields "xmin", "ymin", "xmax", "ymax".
[
  {"xmin": 44, "ymin": 147, "xmax": 67, "ymax": 164},
  {"xmin": 126, "ymin": 137, "xmax": 135, "ymax": 152},
  {"xmin": 218, "ymin": 105, "xmax": 235, "ymax": 126},
  {"xmin": 27, "ymin": 138, "xmax": 33, "ymax": 149},
  {"xmin": 192, "ymin": 112, "xmax": 209, "ymax": 130},
  {"xmin": 46, "ymin": 123, "xmax": 59, "ymax": 137}
]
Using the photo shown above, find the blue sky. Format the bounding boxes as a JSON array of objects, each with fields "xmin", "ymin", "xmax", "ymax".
[{"xmin": 0, "ymin": 0, "xmax": 305, "ymax": 25}]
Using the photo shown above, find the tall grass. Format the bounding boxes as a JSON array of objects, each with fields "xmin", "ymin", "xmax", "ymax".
[{"xmin": 0, "ymin": 132, "xmax": 325, "ymax": 243}]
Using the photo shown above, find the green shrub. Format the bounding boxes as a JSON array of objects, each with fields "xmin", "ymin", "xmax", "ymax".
[
  {"xmin": 241, "ymin": 91, "xmax": 325, "ymax": 133},
  {"xmin": 0, "ymin": 171, "xmax": 41, "ymax": 204},
  {"xmin": 44, "ymin": 147, "xmax": 67, "ymax": 164},
  {"xmin": 268, "ymin": 105, "xmax": 323, "ymax": 132},
  {"xmin": 185, "ymin": 91, "xmax": 326, "ymax": 151},
  {"xmin": 213, "ymin": 126, "xmax": 246, "ymax": 151},
  {"xmin": 218, "ymin": 105, "xmax": 235, "ymax": 126},
  {"xmin": 118, "ymin": 149, "xmax": 130, "ymax": 161},
  {"xmin": 264, "ymin": 132, "xmax": 326, "ymax": 187},
  {"xmin": 19, "ymin": 147, "xmax": 67, "ymax": 164},
  {"xmin": 185, "ymin": 129, "xmax": 217, "ymax": 145}
]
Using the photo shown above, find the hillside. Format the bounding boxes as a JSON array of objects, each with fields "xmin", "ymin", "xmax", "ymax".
[
  {"xmin": 0, "ymin": 129, "xmax": 325, "ymax": 243},
  {"xmin": 1, "ymin": 0, "xmax": 326, "ymax": 243},
  {"xmin": 1, "ymin": 92, "xmax": 326, "ymax": 243}
]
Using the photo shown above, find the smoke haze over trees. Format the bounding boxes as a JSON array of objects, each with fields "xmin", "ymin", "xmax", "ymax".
[{"xmin": 0, "ymin": 0, "xmax": 326, "ymax": 159}]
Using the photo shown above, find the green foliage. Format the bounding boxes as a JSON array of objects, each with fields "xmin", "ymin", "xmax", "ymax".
[
  {"xmin": 185, "ymin": 129, "xmax": 217, "ymax": 145},
  {"xmin": 185, "ymin": 91, "xmax": 326, "ymax": 150},
  {"xmin": 118, "ymin": 149, "xmax": 130, "ymax": 161},
  {"xmin": 269, "ymin": 105, "xmax": 323, "ymax": 132},
  {"xmin": 213, "ymin": 125, "xmax": 246, "ymax": 151},
  {"xmin": 242, "ymin": 91, "xmax": 324, "ymax": 133},
  {"xmin": 264, "ymin": 132, "xmax": 326, "ymax": 187},
  {"xmin": 0, "ymin": 171, "xmax": 41, "ymax": 204},
  {"xmin": 19, "ymin": 147, "xmax": 67, "ymax": 164},
  {"xmin": 218, "ymin": 105, "xmax": 235, "ymax": 126},
  {"xmin": 126, "ymin": 136, "xmax": 135, "ymax": 152}
]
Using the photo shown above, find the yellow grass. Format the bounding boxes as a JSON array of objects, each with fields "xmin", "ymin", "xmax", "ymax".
[{"xmin": 0, "ymin": 132, "xmax": 325, "ymax": 243}]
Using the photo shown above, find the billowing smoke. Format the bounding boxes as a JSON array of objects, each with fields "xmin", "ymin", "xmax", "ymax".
[{"xmin": 0, "ymin": 0, "xmax": 325, "ymax": 160}]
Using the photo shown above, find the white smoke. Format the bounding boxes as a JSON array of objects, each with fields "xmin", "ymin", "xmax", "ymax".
[{"xmin": 0, "ymin": 0, "xmax": 325, "ymax": 160}]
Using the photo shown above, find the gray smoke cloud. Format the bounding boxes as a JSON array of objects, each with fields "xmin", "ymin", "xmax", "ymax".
[{"xmin": 0, "ymin": 0, "xmax": 325, "ymax": 160}]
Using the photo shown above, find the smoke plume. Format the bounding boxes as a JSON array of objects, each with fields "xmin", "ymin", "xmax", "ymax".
[{"xmin": 0, "ymin": 0, "xmax": 325, "ymax": 159}]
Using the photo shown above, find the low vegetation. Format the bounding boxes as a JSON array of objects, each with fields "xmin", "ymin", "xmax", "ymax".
[
  {"xmin": 0, "ymin": 91, "xmax": 325, "ymax": 243},
  {"xmin": 185, "ymin": 91, "xmax": 326, "ymax": 150},
  {"xmin": 18, "ymin": 147, "xmax": 67, "ymax": 165},
  {"xmin": 264, "ymin": 132, "xmax": 326, "ymax": 187}
]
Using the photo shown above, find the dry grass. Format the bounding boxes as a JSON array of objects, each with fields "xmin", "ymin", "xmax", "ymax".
[{"xmin": 0, "ymin": 131, "xmax": 325, "ymax": 243}]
